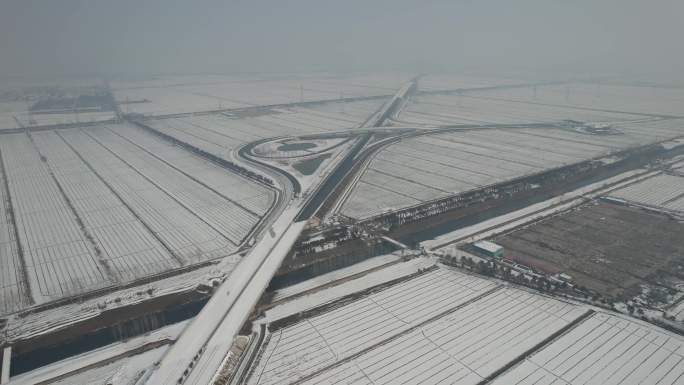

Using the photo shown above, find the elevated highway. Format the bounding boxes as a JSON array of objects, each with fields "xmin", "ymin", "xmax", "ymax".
[
  {"xmin": 145, "ymin": 207, "xmax": 306, "ymax": 385},
  {"xmin": 361, "ymin": 77, "xmax": 419, "ymax": 128},
  {"xmin": 144, "ymin": 79, "xmax": 423, "ymax": 385},
  {"xmin": 143, "ymin": 77, "xmax": 564, "ymax": 384}
]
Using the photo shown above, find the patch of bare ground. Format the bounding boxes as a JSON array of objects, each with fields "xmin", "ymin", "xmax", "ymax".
[{"xmin": 494, "ymin": 201, "xmax": 684, "ymax": 299}]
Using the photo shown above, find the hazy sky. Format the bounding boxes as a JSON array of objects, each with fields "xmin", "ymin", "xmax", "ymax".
[{"xmin": 1, "ymin": 0, "xmax": 683, "ymax": 80}]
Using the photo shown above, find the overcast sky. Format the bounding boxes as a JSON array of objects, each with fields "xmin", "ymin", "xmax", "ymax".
[{"xmin": 1, "ymin": 0, "xmax": 683, "ymax": 81}]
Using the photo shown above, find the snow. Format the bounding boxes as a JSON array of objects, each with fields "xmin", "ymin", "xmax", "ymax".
[
  {"xmin": 59, "ymin": 128, "xmax": 239, "ymax": 262},
  {"xmin": 4, "ymin": 258, "xmax": 230, "ymax": 343},
  {"xmin": 0, "ymin": 155, "xmax": 28, "ymax": 314},
  {"xmin": 146, "ymin": 205, "xmax": 307, "ymax": 385},
  {"xmin": 14, "ymin": 110, "xmax": 116, "ymax": 128},
  {"xmin": 112, "ymin": 74, "xmax": 399, "ymax": 116},
  {"xmin": 491, "ymin": 311, "xmax": 684, "ymax": 385},
  {"xmin": 8, "ymin": 320, "xmax": 188, "ymax": 385},
  {"xmin": 608, "ymin": 173, "xmax": 684, "ymax": 213},
  {"xmin": 667, "ymin": 301, "xmax": 684, "ymax": 322},
  {"xmin": 46, "ymin": 347, "xmax": 164, "ymax": 385},
  {"xmin": 661, "ymin": 138, "xmax": 684, "ymax": 150},
  {"xmin": 252, "ymin": 137, "xmax": 356, "ymax": 199},
  {"xmin": 0, "ymin": 133, "xmax": 112, "ymax": 304},
  {"xmin": 417, "ymin": 74, "xmax": 528, "ymax": 93},
  {"xmin": 467, "ymin": 82, "xmax": 684, "ymax": 117},
  {"xmin": 473, "ymin": 240, "xmax": 503, "ymax": 254},
  {"xmin": 247, "ymin": 261, "xmax": 684, "ymax": 385},
  {"xmin": 421, "ymin": 168, "xmax": 659, "ymax": 251},
  {"xmin": 81, "ymin": 126, "xmax": 266, "ymax": 244},
  {"xmin": 247, "ymin": 264, "xmax": 587, "ymax": 385},
  {"xmin": 263, "ymin": 257, "xmax": 436, "ymax": 323},
  {"xmin": 108, "ymin": 124, "xmax": 274, "ymax": 215},
  {"xmin": 31, "ymin": 130, "xmax": 181, "ymax": 280},
  {"xmin": 0, "ymin": 102, "xmax": 26, "ymax": 130},
  {"xmin": 0, "ymin": 100, "xmax": 116, "ymax": 130},
  {"xmin": 0, "ymin": 122, "xmax": 276, "ymax": 313},
  {"xmin": 270, "ymin": 252, "xmax": 402, "ymax": 303},
  {"xmin": 340, "ymin": 120, "xmax": 684, "ymax": 220},
  {"xmin": 143, "ymin": 99, "xmax": 387, "ymax": 159},
  {"xmin": 3, "ymin": 74, "xmax": 682, "ymax": 384},
  {"xmin": 395, "ymin": 93, "xmax": 647, "ymax": 127},
  {"xmin": 252, "ymin": 137, "xmax": 349, "ymax": 159},
  {"xmin": 299, "ymin": 290, "xmax": 583, "ymax": 385}
]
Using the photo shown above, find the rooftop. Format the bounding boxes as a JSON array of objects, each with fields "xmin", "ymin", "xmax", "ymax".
[{"xmin": 473, "ymin": 240, "xmax": 503, "ymax": 254}]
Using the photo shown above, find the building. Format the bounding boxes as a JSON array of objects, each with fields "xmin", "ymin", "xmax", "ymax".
[{"xmin": 472, "ymin": 240, "xmax": 504, "ymax": 258}]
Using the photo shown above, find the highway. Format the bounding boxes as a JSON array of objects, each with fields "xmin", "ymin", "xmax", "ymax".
[
  {"xmin": 144, "ymin": 128, "xmax": 382, "ymax": 385},
  {"xmin": 360, "ymin": 76, "xmax": 418, "ymax": 128},
  {"xmin": 143, "ymin": 133, "xmax": 304, "ymax": 385},
  {"xmin": 6, "ymin": 77, "xmax": 611, "ymax": 384},
  {"xmin": 145, "ymin": 206, "xmax": 307, "ymax": 385},
  {"xmin": 4, "ymin": 76, "xmax": 641, "ymax": 385},
  {"xmin": 143, "ymin": 78, "xmax": 422, "ymax": 384},
  {"xmin": 144, "ymin": 129, "xmax": 382, "ymax": 383},
  {"xmin": 295, "ymin": 132, "xmax": 371, "ymax": 220},
  {"xmin": 141, "ymin": 124, "xmax": 580, "ymax": 385}
]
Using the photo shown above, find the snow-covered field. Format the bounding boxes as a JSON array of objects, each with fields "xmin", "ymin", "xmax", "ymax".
[
  {"xmin": 607, "ymin": 173, "xmax": 684, "ymax": 213},
  {"xmin": 0, "ymin": 100, "xmax": 115, "ymax": 131},
  {"xmin": 0, "ymin": 101, "xmax": 25, "ymax": 130},
  {"xmin": 298, "ymin": 99, "xmax": 389, "ymax": 128},
  {"xmin": 262, "ymin": 258, "xmax": 437, "ymax": 324},
  {"xmin": 247, "ymin": 261, "xmax": 684, "ymax": 385},
  {"xmin": 395, "ymin": 93, "xmax": 647, "ymax": 126},
  {"xmin": 270, "ymin": 252, "xmax": 402, "ymax": 303},
  {"xmin": 341, "ymin": 119, "xmax": 684, "ymax": 219},
  {"xmin": 667, "ymin": 300, "xmax": 684, "ymax": 322},
  {"xmin": 112, "ymin": 73, "xmax": 403, "ymax": 116},
  {"xmin": 13, "ymin": 110, "xmax": 116, "ymax": 128},
  {"xmin": 252, "ymin": 137, "xmax": 349, "ymax": 159},
  {"xmin": 417, "ymin": 74, "xmax": 529, "ymax": 92},
  {"xmin": 247, "ymin": 266, "xmax": 499, "ymax": 385},
  {"xmin": 0, "ymin": 124, "xmax": 273, "ymax": 313},
  {"xmin": 422, "ymin": 168, "xmax": 659, "ymax": 253},
  {"xmin": 144, "ymin": 99, "xmax": 386, "ymax": 157},
  {"xmin": 0, "ymin": 109, "xmax": 116, "ymax": 131},
  {"xmin": 0, "ymin": 80, "xmax": 116, "ymax": 130},
  {"xmin": 145, "ymin": 207, "xmax": 307, "ymax": 385},
  {"xmin": 6, "ymin": 74, "xmax": 684, "ymax": 384},
  {"xmin": 107, "ymin": 124, "xmax": 274, "ymax": 215},
  {"xmin": 1, "ymin": 133, "xmax": 115, "ymax": 303},
  {"xmin": 9, "ymin": 320, "xmax": 188, "ymax": 385},
  {"xmin": 300, "ymin": 290, "xmax": 584, "ymax": 385},
  {"xmin": 246, "ymin": 265, "xmax": 591, "ymax": 385},
  {"xmin": 3, "ymin": 256, "xmax": 230, "ymax": 344},
  {"xmin": 467, "ymin": 82, "xmax": 684, "ymax": 117},
  {"xmin": 0, "ymin": 156, "xmax": 28, "ymax": 315},
  {"xmin": 0, "ymin": 115, "xmax": 20, "ymax": 130},
  {"xmin": 491, "ymin": 312, "xmax": 684, "ymax": 385},
  {"xmin": 47, "ymin": 347, "xmax": 166, "ymax": 385}
]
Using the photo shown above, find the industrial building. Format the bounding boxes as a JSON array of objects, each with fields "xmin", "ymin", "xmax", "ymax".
[{"xmin": 472, "ymin": 240, "xmax": 504, "ymax": 258}]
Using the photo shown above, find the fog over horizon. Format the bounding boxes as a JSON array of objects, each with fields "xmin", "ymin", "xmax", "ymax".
[{"xmin": 1, "ymin": 0, "xmax": 684, "ymax": 82}]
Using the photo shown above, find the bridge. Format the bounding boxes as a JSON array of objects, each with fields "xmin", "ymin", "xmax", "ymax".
[{"xmin": 143, "ymin": 79, "xmax": 420, "ymax": 385}]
